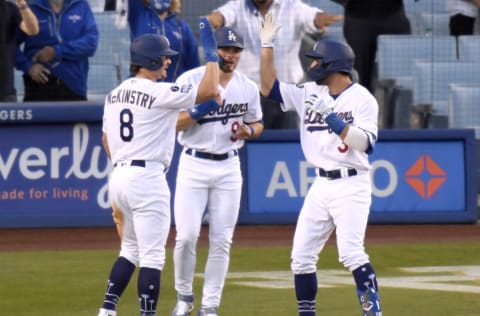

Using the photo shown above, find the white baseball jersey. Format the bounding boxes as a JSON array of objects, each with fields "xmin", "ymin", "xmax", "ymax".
[
  {"xmin": 217, "ymin": 0, "xmax": 322, "ymax": 85},
  {"xmin": 103, "ymin": 77, "xmax": 197, "ymax": 168},
  {"xmin": 279, "ymin": 81, "xmax": 378, "ymax": 171},
  {"xmin": 176, "ymin": 66, "xmax": 262, "ymax": 153}
]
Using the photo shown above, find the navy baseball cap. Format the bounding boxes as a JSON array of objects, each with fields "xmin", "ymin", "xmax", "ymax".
[{"xmin": 215, "ymin": 27, "xmax": 244, "ymax": 49}]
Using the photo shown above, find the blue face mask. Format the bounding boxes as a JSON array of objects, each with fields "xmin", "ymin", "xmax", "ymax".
[{"xmin": 149, "ymin": 0, "xmax": 171, "ymax": 14}]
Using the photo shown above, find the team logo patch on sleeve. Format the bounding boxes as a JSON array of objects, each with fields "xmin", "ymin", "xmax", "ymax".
[
  {"xmin": 180, "ymin": 84, "xmax": 193, "ymax": 93},
  {"xmin": 170, "ymin": 85, "xmax": 180, "ymax": 92}
]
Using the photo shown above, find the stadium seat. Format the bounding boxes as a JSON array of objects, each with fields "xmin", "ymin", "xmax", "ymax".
[
  {"xmin": 377, "ymin": 35, "xmax": 457, "ymax": 89},
  {"xmin": 375, "ymin": 35, "xmax": 456, "ymax": 128},
  {"xmin": 87, "ymin": 64, "xmax": 118, "ymax": 101},
  {"xmin": 412, "ymin": 61, "xmax": 480, "ymax": 127},
  {"xmin": 417, "ymin": 12, "xmax": 450, "ymax": 36},
  {"xmin": 448, "ymin": 84, "xmax": 480, "ymax": 139},
  {"xmin": 458, "ymin": 35, "xmax": 480, "ymax": 61},
  {"xmin": 92, "ymin": 12, "xmax": 129, "ymax": 68},
  {"xmin": 303, "ymin": 0, "xmax": 344, "ymax": 15},
  {"xmin": 404, "ymin": 0, "xmax": 448, "ymax": 15}
]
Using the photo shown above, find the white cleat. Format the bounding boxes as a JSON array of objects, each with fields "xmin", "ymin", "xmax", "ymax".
[
  {"xmin": 197, "ymin": 306, "xmax": 217, "ymax": 316},
  {"xmin": 171, "ymin": 294, "xmax": 194, "ymax": 316},
  {"xmin": 97, "ymin": 308, "xmax": 117, "ymax": 316}
]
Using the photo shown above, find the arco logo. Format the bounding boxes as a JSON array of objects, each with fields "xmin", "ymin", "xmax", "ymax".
[{"xmin": 405, "ymin": 154, "xmax": 446, "ymax": 198}]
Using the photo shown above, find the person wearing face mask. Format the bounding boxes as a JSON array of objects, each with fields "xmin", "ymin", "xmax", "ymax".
[
  {"xmin": 125, "ymin": 0, "xmax": 199, "ymax": 82},
  {"xmin": 14, "ymin": 0, "xmax": 99, "ymax": 101}
]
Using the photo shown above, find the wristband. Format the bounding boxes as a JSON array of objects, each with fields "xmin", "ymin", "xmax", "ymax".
[{"xmin": 248, "ymin": 125, "xmax": 255, "ymax": 138}]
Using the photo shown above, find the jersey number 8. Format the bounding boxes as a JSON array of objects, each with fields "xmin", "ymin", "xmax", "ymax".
[{"xmin": 120, "ymin": 108, "xmax": 134, "ymax": 142}]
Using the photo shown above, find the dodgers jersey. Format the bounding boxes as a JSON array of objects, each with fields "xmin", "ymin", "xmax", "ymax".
[
  {"xmin": 176, "ymin": 66, "xmax": 262, "ymax": 153},
  {"xmin": 279, "ymin": 81, "xmax": 378, "ymax": 171},
  {"xmin": 103, "ymin": 77, "xmax": 197, "ymax": 168}
]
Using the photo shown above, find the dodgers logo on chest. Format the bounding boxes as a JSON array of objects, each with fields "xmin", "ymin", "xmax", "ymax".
[
  {"xmin": 303, "ymin": 108, "xmax": 354, "ymax": 133},
  {"xmin": 197, "ymin": 100, "xmax": 249, "ymax": 125}
]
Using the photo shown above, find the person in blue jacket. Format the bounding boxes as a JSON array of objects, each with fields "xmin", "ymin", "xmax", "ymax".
[
  {"xmin": 15, "ymin": 0, "xmax": 98, "ymax": 101},
  {"xmin": 127, "ymin": 0, "xmax": 199, "ymax": 82}
]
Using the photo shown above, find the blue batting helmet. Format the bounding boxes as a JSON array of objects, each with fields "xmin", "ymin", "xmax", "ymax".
[
  {"xmin": 305, "ymin": 39, "xmax": 355, "ymax": 82},
  {"xmin": 215, "ymin": 27, "xmax": 244, "ymax": 49},
  {"xmin": 130, "ymin": 34, "xmax": 178, "ymax": 70}
]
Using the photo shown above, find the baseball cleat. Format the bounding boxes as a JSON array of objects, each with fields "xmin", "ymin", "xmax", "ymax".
[
  {"xmin": 359, "ymin": 288, "xmax": 382, "ymax": 316},
  {"xmin": 97, "ymin": 308, "xmax": 117, "ymax": 316},
  {"xmin": 171, "ymin": 294, "xmax": 194, "ymax": 316},
  {"xmin": 197, "ymin": 306, "xmax": 218, "ymax": 316}
]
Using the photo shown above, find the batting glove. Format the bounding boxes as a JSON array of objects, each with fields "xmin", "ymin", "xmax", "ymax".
[
  {"xmin": 199, "ymin": 16, "xmax": 218, "ymax": 62},
  {"xmin": 259, "ymin": 12, "xmax": 281, "ymax": 48},
  {"xmin": 305, "ymin": 93, "xmax": 334, "ymax": 119}
]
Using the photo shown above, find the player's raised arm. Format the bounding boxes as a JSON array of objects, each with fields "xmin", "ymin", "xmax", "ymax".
[
  {"xmin": 259, "ymin": 12, "xmax": 280, "ymax": 97},
  {"xmin": 195, "ymin": 16, "xmax": 220, "ymax": 104}
]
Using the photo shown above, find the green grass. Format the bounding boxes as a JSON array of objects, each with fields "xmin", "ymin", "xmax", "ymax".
[{"xmin": 1, "ymin": 242, "xmax": 479, "ymax": 315}]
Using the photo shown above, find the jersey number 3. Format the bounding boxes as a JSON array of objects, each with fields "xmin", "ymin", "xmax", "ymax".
[{"xmin": 338, "ymin": 143, "xmax": 348, "ymax": 153}]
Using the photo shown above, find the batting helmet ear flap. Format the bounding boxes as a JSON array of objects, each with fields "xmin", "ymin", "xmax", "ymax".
[
  {"xmin": 130, "ymin": 34, "xmax": 178, "ymax": 70},
  {"xmin": 305, "ymin": 39, "xmax": 355, "ymax": 82}
]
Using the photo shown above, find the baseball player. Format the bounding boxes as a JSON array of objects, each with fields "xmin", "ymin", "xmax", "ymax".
[
  {"xmin": 171, "ymin": 27, "xmax": 263, "ymax": 316},
  {"xmin": 97, "ymin": 17, "xmax": 220, "ymax": 316},
  {"xmin": 259, "ymin": 13, "xmax": 382, "ymax": 316}
]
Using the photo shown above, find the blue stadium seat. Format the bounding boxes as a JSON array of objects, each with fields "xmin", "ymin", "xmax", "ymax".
[
  {"xmin": 92, "ymin": 12, "xmax": 129, "ymax": 67},
  {"xmin": 412, "ymin": 61, "xmax": 480, "ymax": 127},
  {"xmin": 377, "ymin": 35, "xmax": 457, "ymax": 89},
  {"xmin": 417, "ymin": 12, "xmax": 450, "ymax": 36},
  {"xmin": 375, "ymin": 35, "xmax": 456, "ymax": 128},
  {"xmin": 87, "ymin": 64, "xmax": 119, "ymax": 101},
  {"xmin": 448, "ymin": 84, "xmax": 480, "ymax": 139},
  {"xmin": 303, "ymin": 0, "xmax": 344, "ymax": 15},
  {"xmin": 404, "ymin": 0, "xmax": 448, "ymax": 15},
  {"xmin": 458, "ymin": 35, "xmax": 480, "ymax": 61}
]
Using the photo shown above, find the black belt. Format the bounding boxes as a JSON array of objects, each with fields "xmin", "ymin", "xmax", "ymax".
[
  {"xmin": 185, "ymin": 148, "xmax": 238, "ymax": 161},
  {"xmin": 114, "ymin": 160, "xmax": 146, "ymax": 168},
  {"xmin": 318, "ymin": 168, "xmax": 357, "ymax": 180}
]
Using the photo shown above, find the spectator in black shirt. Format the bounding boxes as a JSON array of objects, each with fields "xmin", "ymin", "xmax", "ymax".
[
  {"xmin": 0, "ymin": 0, "xmax": 39, "ymax": 102},
  {"xmin": 340, "ymin": 0, "xmax": 411, "ymax": 93}
]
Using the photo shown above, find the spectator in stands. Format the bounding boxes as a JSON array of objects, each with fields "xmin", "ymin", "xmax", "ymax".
[
  {"xmin": 447, "ymin": 0, "xmax": 480, "ymax": 36},
  {"xmin": 15, "ymin": 0, "xmax": 99, "ymax": 101},
  {"xmin": 207, "ymin": 0, "xmax": 343, "ymax": 129},
  {"xmin": 0, "ymin": 0, "xmax": 38, "ymax": 102},
  {"xmin": 339, "ymin": 0, "xmax": 411, "ymax": 93},
  {"xmin": 124, "ymin": 0, "xmax": 199, "ymax": 82}
]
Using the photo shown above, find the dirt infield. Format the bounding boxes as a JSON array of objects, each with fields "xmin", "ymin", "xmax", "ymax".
[{"xmin": 0, "ymin": 222, "xmax": 479, "ymax": 252}]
